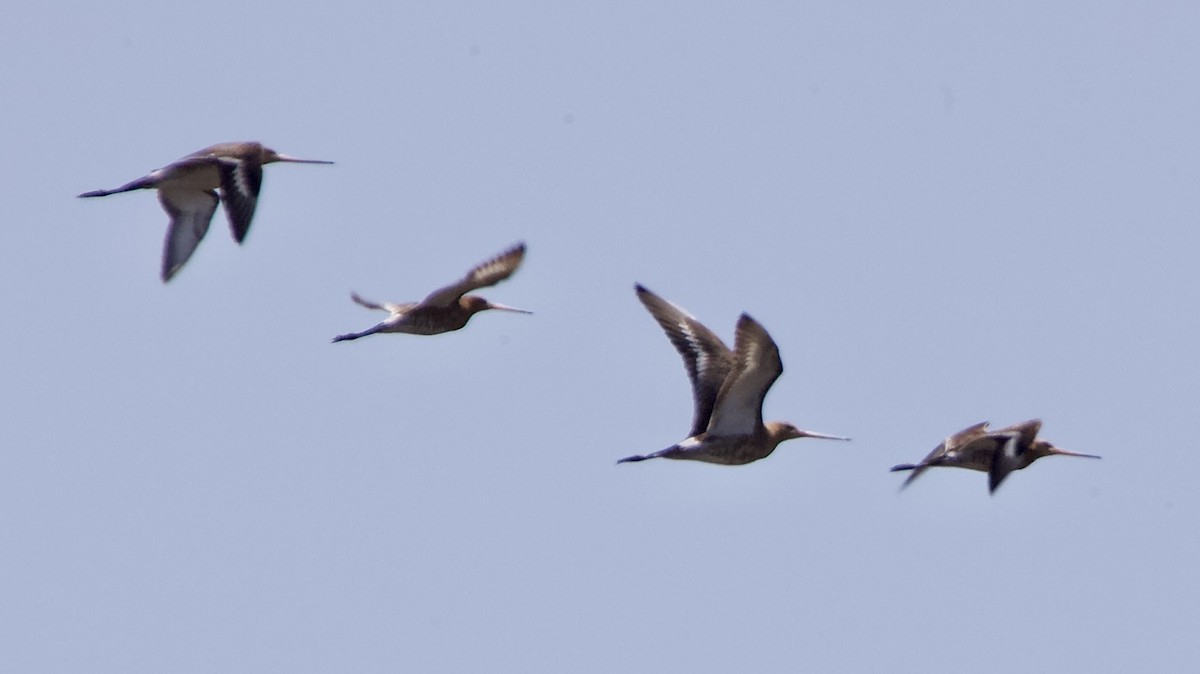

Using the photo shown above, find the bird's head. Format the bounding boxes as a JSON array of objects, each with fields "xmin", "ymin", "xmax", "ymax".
[
  {"xmin": 1029, "ymin": 440, "xmax": 1101, "ymax": 463},
  {"xmin": 766, "ymin": 421, "xmax": 851, "ymax": 447},
  {"xmin": 461, "ymin": 295, "xmax": 532, "ymax": 316},
  {"xmin": 260, "ymin": 146, "xmax": 335, "ymax": 166}
]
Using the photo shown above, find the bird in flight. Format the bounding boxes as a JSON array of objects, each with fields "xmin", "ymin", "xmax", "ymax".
[
  {"xmin": 332, "ymin": 242, "xmax": 530, "ymax": 342},
  {"xmin": 890, "ymin": 419, "xmax": 1100, "ymax": 493},
  {"xmin": 617, "ymin": 284, "xmax": 848, "ymax": 465},
  {"xmin": 78, "ymin": 141, "xmax": 333, "ymax": 282}
]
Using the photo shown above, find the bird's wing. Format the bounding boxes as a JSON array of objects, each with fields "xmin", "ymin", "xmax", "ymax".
[
  {"xmin": 935, "ymin": 421, "xmax": 993, "ymax": 461},
  {"xmin": 986, "ymin": 419, "xmax": 1042, "ymax": 493},
  {"xmin": 635, "ymin": 285, "xmax": 734, "ymax": 437},
  {"xmin": 893, "ymin": 421, "xmax": 991, "ymax": 489},
  {"xmin": 216, "ymin": 155, "xmax": 264, "ymax": 243},
  {"xmin": 705, "ymin": 313, "xmax": 782, "ymax": 438},
  {"xmin": 987, "ymin": 433, "xmax": 1023, "ymax": 493},
  {"xmin": 158, "ymin": 185, "xmax": 220, "ymax": 282},
  {"xmin": 351, "ymin": 293, "xmax": 415, "ymax": 316},
  {"xmin": 990, "ymin": 419, "xmax": 1043, "ymax": 456},
  {"xmin": 422, "ymin": 242, "xmax": 526, "ymax": 307},
  {"xmin": 350, "ymin": 292, "xmax": 388, "ymax": 312}
]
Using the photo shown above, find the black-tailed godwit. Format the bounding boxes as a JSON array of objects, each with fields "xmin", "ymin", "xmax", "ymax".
[
  {"xmin": 891, "ymin": 419, "xmax": 1100, "ymax": 493},
  {"xmin": 332, "ymin": 242, "xmax": 530, "ymax": 342},
  {"xmin": 617, "ymin": 284, "xmax": 848, "ymax": 465},
  {"xmin": 79, "ymin": 141, "xmax": 332, "ymax": 281}
]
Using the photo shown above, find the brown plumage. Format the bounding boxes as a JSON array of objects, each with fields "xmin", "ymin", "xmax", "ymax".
[
  {"xmin": 617, "ymin": 285, "xmax": 848, "ymax": 466},
  {"xmin": 332, "ymin": 242, "xmax": 530, "ymax": 342},
  {"xmin": 890, "ymin": 419, "xmax": 1101, "ymax": 493},
  {"xmin": 78, "ymin": 141, "xmax": 333, "ymax": 281}
]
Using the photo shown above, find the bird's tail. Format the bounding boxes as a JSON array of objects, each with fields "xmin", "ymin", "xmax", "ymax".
[
  {"xmin": 616, "ymin": 447, "xmax": 673, "ymax": 464},
  {"xmin": 889, "ymin": 463, "xmax": 928, "ymax": 490},
  {"xmin": 331, "ymin": 324, "xmax": 385, "ymax": 343},
  {"xmin": 78, "ymin": 176, "xmax": 157, "ymax": 198}
]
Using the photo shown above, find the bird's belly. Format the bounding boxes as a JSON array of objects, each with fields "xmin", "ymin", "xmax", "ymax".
[
  {"xmin": 162, "ymin": 164, "xmax": 221, "ymax": 191},
  {"xmin": 943, "ymin": 448, "xmax": 993, "ymax": 472},
  {"xmin": 378, "ymin": 312, "xmax": 468, "ymax": 336},
  {"xmin": 664, "ymin": 453, "xmax": 750, "ymax": 465},
  {"xmin": 664, "ymin": 436, "xmax": 768, "ymax": 465}
]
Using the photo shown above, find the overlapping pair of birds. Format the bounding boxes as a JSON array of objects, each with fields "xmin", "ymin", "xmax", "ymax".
[{"xmin": 79, "ymin": 142, "xmax": 1101, "ymax": 493}]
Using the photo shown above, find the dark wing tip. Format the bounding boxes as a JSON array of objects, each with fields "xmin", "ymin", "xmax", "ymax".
[
  {"xmin": 633, "ymin": 284, "xmax": 659, "ymax": 310},
  {"xmin": 987, "ymin": 461, "xmax": 1010, "ymax": 494},
  {"xmin": 161, "ymin": 260, "xmax": 184, "ymax": 283},
  {"xmin": 495, "ymin": 241, "xmax": 526, "ymax": 264},
  {"xmin": 734, "ymin": 312, "xmax": 764, "ymax": 332},
  {"xmin": 506, "ymin": 241, "xmax": 527, "ymax": 266},
  {"xmin": 732, "ymin": 314, "xmax": 770, "ymax": 345},
  {"xmin": 467, "ymin": 241, "xmax": 528, "ymax": 287},
  {"xmin": 890, "ymin": 463, "xmax": 916, "ymax": 473},
  {"xmin": 632, "ymin": 284, "xmax": 674, "ymax": 319}
]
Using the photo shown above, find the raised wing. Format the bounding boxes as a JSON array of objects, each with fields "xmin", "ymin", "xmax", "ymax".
[
  {"xmin": 158, "ymin": 184, "xmax": 220, "ymax": 282},
  {"xmin": 990, "ymin": 419, "xmax": 1043, "ymax": 454},
  {"xmin": 350, "ymin": 293, "xmax": 416, "ymax": 316},
  {"xmin": 705, "ymin": 313, "xmax": 782, "ymax": 438},
  {"xmin": 635, "ymin": 285, "xmax": 734, "ymax": 436},
  {"xmin": 350, "ymin": 292, "xmax": 389, "ymax": 312},
  {"xmin": 422, "ymin": 242, "xmax": 526, "ymax": 307}
]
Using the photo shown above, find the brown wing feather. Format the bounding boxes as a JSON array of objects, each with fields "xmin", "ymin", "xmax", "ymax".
[
  {"xmin": 349, "ymin": 292, "xmax": 388, "ymax": 312},
  {"xmin": 986, "ymin": 419, "xmax": 1043, "ymax": 493},
  {"xmin": 158, "ymin": 185, "xmax": 220, "ymax": 282},
  {"xmin": 422, "ymin": 242, "xmax": 526, "ymax": 307},
  {"xmin": 705, "ymin": 314, "xmax": 782, "ymax": 437},
  {"xmin": 894, "ymin": 421, "xmax": 992, "ymax": 489},
  {"xmin": 635, "ymin": 285, "xmax": 734, "ymax": 437},
  {"xmin": 990, "ymin": 419, "xmax": 1043, "ymax": 451}
]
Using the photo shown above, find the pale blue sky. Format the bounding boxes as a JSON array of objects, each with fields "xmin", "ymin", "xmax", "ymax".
[{"xmin": 3, "ymin": 2, "xmax": 1199, "ymax": 672}]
